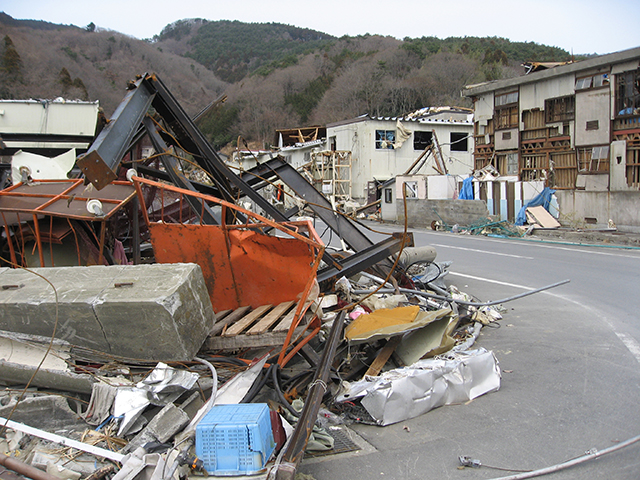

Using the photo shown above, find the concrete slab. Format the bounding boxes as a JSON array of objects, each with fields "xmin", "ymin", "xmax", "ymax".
[{"xmin": 0, "ymin": 264, "xmax": 214, "ymax": 361}]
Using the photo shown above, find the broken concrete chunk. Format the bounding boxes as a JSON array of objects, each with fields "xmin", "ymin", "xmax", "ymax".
[
  {"xmin": 124, "ymin": 403, "xmax": 190, "ymax": 453},
  {"xmin": 0, "ymin": 395, "xmax": 87, "ymax": 432},
  {"xmin": 0, "ymin": 264, "xmax": 215, "ymax": 361}
]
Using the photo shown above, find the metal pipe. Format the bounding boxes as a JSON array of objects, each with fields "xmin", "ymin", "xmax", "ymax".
[
  {"xmin": 0, "ymin": 453, "xmax": 69, "ymax": 480},
  {"xmin": 352, "ymin": 279, "xmax": 570, "ymax": 307},
  {"xmin": 269, "ymin": 311, "xmax": 346, "ymax": 480},
  {"xmin": 490, "ymin": 432, "xmax": 640, "ymax": 480}
]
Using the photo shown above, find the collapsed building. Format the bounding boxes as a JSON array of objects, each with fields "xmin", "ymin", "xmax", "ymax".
[{"xmin": 0, "ymin": 73, "xmax": 569, "ymax": 480}]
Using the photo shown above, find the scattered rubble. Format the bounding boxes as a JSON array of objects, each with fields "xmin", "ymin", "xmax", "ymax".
[{"xmin": 0, "ymin": 73, "xmax": 571, "ymax": 480}]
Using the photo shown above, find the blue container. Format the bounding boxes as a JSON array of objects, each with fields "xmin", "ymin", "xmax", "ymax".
[{"xmin": 195, "ymin": 403, "xmax": 276, "ymax": 476}]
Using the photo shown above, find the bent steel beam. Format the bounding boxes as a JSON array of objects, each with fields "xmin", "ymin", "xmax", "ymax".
[{"xmin": 77, "ymin": 76, "xmax": 155, "ymax": 190}]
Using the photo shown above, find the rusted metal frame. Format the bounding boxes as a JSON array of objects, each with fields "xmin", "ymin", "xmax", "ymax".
[
  {"xmin": 142, "ymin": 116, "xmax": 220, "ymax": 225},
  {"xmin": 1, "ymin": 213, "xmax": 18, "ymax": 266},
  {"xmin": 98, "ymin": 220, "xmax": 107, "ymax": 266},
  {"xmin": 132, "ymin": 176, "xmax": 324, "ymax": 249},
  {"xmin": 0, "ymin": 180, "xmax": 135, "ymax": 222},
  {"xmin": 279, "ymin": 320, "xmax": 322, "ymax": 368},
  {"xmin": 77, "ymin": 76, "xmax": 156, "ymax": 191},
  {"xmin": 132, "ymin": 181, "xmax": 151, "ymax": 226},
  {"xmin": 67, "ymin": 218, "xmax": 82, "ymax": 266},
  {"xmin": 269, "ymin": 311, "xmax": 346, "ymax": 480},
  {"xmin": 48, "ymin": 216, "xmax": 54, "ymax": 267},
  {"xmin": 277, "ymin": 250, "xmax": 324, "ymax": 367},
  {"xmin": 132, "ymin": 163, "xmax": 221, "ymax": 197},
  {"xmin": 0, "ymin": 180, "xmax": 82, "ymax": 212},
  {"xmin": 316, "ymin": 232, "xmax": 414, "ymax": 283},
  {"xmin": 31, "ymin": 214, "xmax": 45, "ymax": 267}
]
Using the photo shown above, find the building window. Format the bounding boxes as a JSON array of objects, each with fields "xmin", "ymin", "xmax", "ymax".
[
  {"xmin": 495, "ymin": 91, "xmax": 519, "ymax": 130},
  {"xmin": 413, "ymin": 131, "xmax": 433, "ymax": 150},
  {"xmin": 375, "ymin": 130, "xmax": 395, "ymax": 149},
  {"xmin": 403, "ymin": 181, "xmax": 418, "ymax": 198},
  {"xmin": 502, "ymin": 132, "xmax": 511, "ymax": 140},
  {"xmin": 586, "ymin": 120, "xmax": 599, "ymax": 131},
  {"xmin": 545, "ymin": 95, "xmax": 575, "ymax": 123},
  {"xmin": 576, "ymin": 73, "xmax": 609, "ymax": 91},
  {"xmin": 507, "ymin": 153, "xmax": 519, "ymax": 175},
  {"xmin": 450, "ymin": 132, "xmax": 468, "ymax": 151},
  {"xmin": 495, "ymin": 91, "xmax": 519, "ymax": 106},
  {"xmin": 577, "ymin": 145, "xmax": 610, "ymax": 173},
  {"xmin": 384, "ymin": 188, "xmax": 393, "ymax": 204},
  {"xmin": 615, "ymin": 69, "xmax": 640, "ymax": 116}
]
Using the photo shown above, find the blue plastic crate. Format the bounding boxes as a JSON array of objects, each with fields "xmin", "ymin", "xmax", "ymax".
[{"xmin": 195, "ymin": 403, "xmax": 276, "ymax": 476}]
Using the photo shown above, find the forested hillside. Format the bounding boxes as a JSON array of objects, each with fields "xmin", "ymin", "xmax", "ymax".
[{"xmin": 1, "ymin": 13, "xmax": 577, "ymax": 151}]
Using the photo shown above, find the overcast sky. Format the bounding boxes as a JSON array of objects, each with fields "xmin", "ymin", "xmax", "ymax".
[{"xmin": 2, "ymin": 0, "xmax": 639, "ymax": 55}]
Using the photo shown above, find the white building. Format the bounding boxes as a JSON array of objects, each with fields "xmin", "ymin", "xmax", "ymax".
[{"xmin": 326, "ymin": 107, "xmax": 474, "ymax": 203}]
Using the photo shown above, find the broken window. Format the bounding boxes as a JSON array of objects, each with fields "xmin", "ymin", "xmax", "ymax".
[
  {"xmin": 577, "ymin": 145, "xmax": 610, "ymax": 173},
  {"xmin": 615, "ymin": 69, "xmax": 640, "ymax": 116},
  {"xmin": 507, "ymin": 153, "xmax": 519, "ymax": 175},
  {"xmin": 576, "ymin": 73, "xmax": 609, "ymax": 91},
  {"xmin": 413, "ymin": 131, "xmax": 433, "ymax": 150},
  {"xmin": 403, "ymin": 181, "xmax": 418, "ymax": 198},
  {"xmin": 450, "ymin": 132, "xmax": 468, "ymax": 151},
  {"xmin": 495, "ymin": 91, "xmax": 519, "ymax": 130},
  {"xmin": 375, "ymin": 130, "xmax": 395, "ymax": 149},
  {"xmin": 545, "ymin": 95, "xmax": 575, "ymax": 123}
]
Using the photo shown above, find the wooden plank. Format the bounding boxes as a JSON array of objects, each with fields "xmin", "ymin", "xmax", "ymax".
[
  {"xmin": 364, "ymin": 336, "xmax": 402, "ymax": 377},
  {"xmin": 203, "ymin": 325, "xmax": 308, "ymax": 350},
  {"xmin": 215, "ymin": 309, "xmax": 233, "ymax": 321},
  {"xmin": 223, "ymin": 304, "xmax": 273, "ymax": 337},
  {"xmin": 246, "ymin": 301, "xmax": 296, "ymax": 335},
  {"xmin": 273, "ymin": 301, "xmax": 311, "ymax": 332},
  {"xmin": 211, "ymin": 305, "xmax": 251, "ymax": 336},
  {"xmin": 526, "ymin": 205, "xmax": 560, "ymax": 228}
]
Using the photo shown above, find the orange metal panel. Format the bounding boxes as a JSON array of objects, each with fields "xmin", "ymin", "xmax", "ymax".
[{"xmin": 149, "ymin": 222, "xmax": 317, "ymax": 311}]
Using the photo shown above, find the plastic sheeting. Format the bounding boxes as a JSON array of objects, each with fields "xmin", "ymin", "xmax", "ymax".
[
  {"xmin": 458, "ymin": 176, "xmax": 474, "ymax": 200},
  {"xmin": 515, "ymin": 187, "xmax": 556, "ymax": 226},
  {"xmin": 336, "ymin": 348, "xmax": 501, "ymax": 426}
]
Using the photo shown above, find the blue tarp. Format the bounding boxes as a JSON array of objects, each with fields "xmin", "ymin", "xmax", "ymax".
[
  {"xmin": 515, "ymin": 187, "xmax": 556, "ymax": 226},
  {"xmin": 459, "ymin": 176, "xmax": 474, "ymax": 200}
]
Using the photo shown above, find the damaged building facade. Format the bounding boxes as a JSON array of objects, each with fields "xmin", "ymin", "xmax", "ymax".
[
  {"xmin": 325, "ymin": 107, "xmax": 474, "ymax": 205},
  {"xmin": 463, "ymin": 46, "xmax": 640, "ymax": 232}
]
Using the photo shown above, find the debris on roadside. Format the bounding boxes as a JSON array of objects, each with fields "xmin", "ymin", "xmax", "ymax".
[{"xmin": 0, "ymin": 73, "xmax": 570, "ymax": 480}]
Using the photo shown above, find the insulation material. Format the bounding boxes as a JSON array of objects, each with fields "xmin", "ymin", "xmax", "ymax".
[{"xmin": 337, "ymin": 348, "xmax": 501, "ymax": 426}]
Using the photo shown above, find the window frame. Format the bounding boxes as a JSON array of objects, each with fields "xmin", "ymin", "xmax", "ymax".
[
  {"xmin": 413, "ymin": 131, "xmax": 433, "ymax": 150},
  {"xmin": 375, "ymin": 130, "xmax": 395, "ymax": 149},
  {"xmin": 545, "ymin": 95, "xmax": 575, "ymax": 123},
  {"xmin": 450, "ymin": 132, "xmax": 468, "ymax": 152}
]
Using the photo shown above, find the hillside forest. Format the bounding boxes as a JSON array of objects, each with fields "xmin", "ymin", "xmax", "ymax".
[{"xmin": 0, "ymin": 14, "xmax": 579, "ymax": 151}]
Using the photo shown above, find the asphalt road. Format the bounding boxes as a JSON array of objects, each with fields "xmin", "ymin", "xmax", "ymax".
[{"xmin": 299, "ymin": 223, "xmax": 640, "ymax": 480}]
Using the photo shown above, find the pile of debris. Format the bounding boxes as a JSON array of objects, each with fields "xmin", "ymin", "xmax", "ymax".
[{"xmin": 0, "ymin": 73, "xmax": 567, "ymax": 480}]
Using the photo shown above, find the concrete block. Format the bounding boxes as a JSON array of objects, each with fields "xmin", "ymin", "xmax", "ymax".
[
  {"xmin": 0, "ymin": 395, "xmax": 87, "ymax": 432},
  {"xmin": 0, "ymin": 264, "xmax": 214, "ymax": 361},
  {"xmin": 398, "ymin": 199, "xmax": 490, "ymax": 228}
]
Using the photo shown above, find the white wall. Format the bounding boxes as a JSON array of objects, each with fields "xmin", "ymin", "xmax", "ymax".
[{"xmin": 328, "ymin": 117, "xmax": 473, "ymax": 202}]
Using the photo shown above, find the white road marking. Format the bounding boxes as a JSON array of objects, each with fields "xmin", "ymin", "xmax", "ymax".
[
  {"xmin": 430, "ymin": 243, "xmax": 533, "ymax": 260},
  {"xmin": 449, "ymin": 271, "xmax": 640, "ymax": 364}
]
